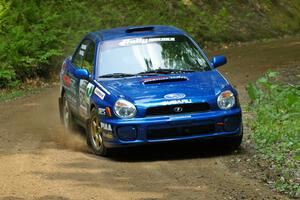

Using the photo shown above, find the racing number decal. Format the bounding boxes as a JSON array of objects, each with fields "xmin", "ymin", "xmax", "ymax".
[{"xmin": 79, "ymin": 80, "xmax": 94, "ymax": 117}]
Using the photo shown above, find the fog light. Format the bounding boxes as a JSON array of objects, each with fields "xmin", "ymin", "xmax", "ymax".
[
  {"xmin": 224, "ymin": 116, "xmax": 240, "ymax": 132},
  {"xmin": 117, "ymin": 126, "xmax": 137, "ymax": 141}
]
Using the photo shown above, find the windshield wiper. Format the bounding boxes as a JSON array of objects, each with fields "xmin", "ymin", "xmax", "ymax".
[
  {"xmin": 99, "ymin": 73, "xmax": 135, "ymax": 78},
  {"xmin": 137, "ymin": 69, "xmax": 195, "ymax": 75}
]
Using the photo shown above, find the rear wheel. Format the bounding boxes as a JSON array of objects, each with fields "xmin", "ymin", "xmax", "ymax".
[
  {"xmin": 87, "ymin": 108, "xmax": 109, "ymax": 156},
  {"xmin": 62, "ymin": 94, "xmax": 75, "ymax": 129}
]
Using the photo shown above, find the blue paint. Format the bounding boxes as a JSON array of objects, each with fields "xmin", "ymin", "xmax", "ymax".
[{"xmin": 59, "ymin": 25, "xmax": 242, "ymax": 148}]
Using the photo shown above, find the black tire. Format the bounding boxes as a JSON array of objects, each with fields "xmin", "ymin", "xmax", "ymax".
[
  {"xmin": 229, "ymin": 134, "xmax": 243, "ymax": 149},
  {"xmin": 86, "ymin": 108, "xmax": 110, "ymax": 156},
  {"xmin": 226, "ymin": 125, "xmax": 243, "ymax": 149},
  {"xmin": 62, "ymin": 94, "xmax": 76, "ymax": 130}
]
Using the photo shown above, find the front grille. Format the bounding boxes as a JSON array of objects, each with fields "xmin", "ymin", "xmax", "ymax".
[
  {"xmin": 145, "ymin": 103, "xmax": 210, "ymax": 116},
  {"xmin": 147, "ymin": 124, "xmax": 215, "ymax": 140}
]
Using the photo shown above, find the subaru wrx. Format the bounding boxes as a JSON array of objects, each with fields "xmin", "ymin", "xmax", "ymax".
[{"xmin": 58, "ymin": 25, "xmax": 243, "ymax": 156}]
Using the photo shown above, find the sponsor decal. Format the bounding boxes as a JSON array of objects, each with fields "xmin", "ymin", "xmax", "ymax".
[
  {"xmin": 67, "ymin": 95, "xmax": 77, "ymax": 105},
  {"xmin": 94, "ymin": 81, "xmax": 111, "ymax": 95},
  {"xmin": 86, "ymin": 83, "xmax": 95, "ymax": 97},
  {"xmin": 79, "ymin": 50, "xmax": 84, "ymax": 56},
  {"xmin": 98, "ymin": 108, "xmax": 106, "ymax": 115},
  {"xmin": 98, "ymin": 107, "xmax": 112, "ymax": 117},
  {"xmin": 94, "ymin": 88, "xmax": 105, "ymax": 100},
  {"xmin": 119, "ymin": 37, "xmax": 175, "ymax": 46},
  {"xmin": 164, "ymin": 93, "xmax": 186, "ymax": 100},
  {"xmin": 162, "ymin": 99, "xmax": 192, "ymax": 105},
  {"xmin": 81, "ymin": 44, "xmax": 87, "ymax": 50},
  {"xmin": 100, "ymin": 122, "xmax": 112, "ymax": 131},
  {"xmin": 63, "ymin": 75, "xmax": 71, "ymax": 87},
  {"xmin": 70, "ymin": 78, "xmax": 77, "ymax": 92},
  {"xmin": 79, "ymin": 80, "xmax": 90, "ymax": 115}
]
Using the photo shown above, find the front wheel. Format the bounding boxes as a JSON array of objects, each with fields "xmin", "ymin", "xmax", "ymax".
[
  {"xmin": 87, "ymin": 108, "xmax": 109, "ymax": 156},
  {"xmin": 228, "ymin": 134, "xmax": 243, "ymax": 149},
  {"xmin": 226, "ymin": 125, "xmax": 243, "ymax": 149}
]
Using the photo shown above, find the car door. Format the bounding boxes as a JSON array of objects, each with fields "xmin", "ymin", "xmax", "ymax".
[
  {"xmin": 63, "ymin": 41, "xmax": 85, "ymax": 114},
  {"xmin": 63, "ymin": 38, "xmax": 92, "ymax": 117},
  {"xmin": 77, "ymin": 39, "xmax": 96, "ymax": 119}
]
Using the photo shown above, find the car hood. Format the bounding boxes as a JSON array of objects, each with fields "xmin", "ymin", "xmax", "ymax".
[{"xmin": 99, "ymin": 70, "xmax": 229, "ymax": 105}]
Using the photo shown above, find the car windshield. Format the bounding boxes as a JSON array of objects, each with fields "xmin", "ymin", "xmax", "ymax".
[{"xmin": 97, "ymin": 35, "xmax": 211, "ymax": 78}]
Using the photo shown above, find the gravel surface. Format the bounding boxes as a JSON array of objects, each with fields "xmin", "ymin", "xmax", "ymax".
[{"xmin": 1, "ymin": 37, "xmax": 300, "ymax": 200}]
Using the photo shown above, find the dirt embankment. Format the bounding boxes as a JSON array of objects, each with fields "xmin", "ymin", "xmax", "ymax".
[{"xmin": 1, "ymin": 37, "xmax": 300, "ymax": 200}]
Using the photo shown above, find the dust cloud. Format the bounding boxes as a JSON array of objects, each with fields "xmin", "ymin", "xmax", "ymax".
[
  {"xmin": 0, "ymin": 87, "xmax": 88, "ymax": 154},
  {"xmin": 46, "ymin": 128, "xmax": 87, "ymax": 153}
]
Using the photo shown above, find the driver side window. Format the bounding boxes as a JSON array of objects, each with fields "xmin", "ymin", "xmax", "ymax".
[
  {"xmin": 82, "ymin": 41, "xmax": 95, "ymax": 74},
  {"xmin": 72, "ymin": 38, "xmax": 96, "ymax": 74}
]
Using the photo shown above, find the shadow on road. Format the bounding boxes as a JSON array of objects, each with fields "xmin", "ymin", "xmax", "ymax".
[
  {"xmin": 102, "ymin": 140, "xmax": 245, "ymax": 162},
  {"xmin": 30, "ymin": 139, "xmax": 248, "ymax": 200},
  {"xmin": 68, "ymin": 122, "xmax": 245, "ymax": 162}
]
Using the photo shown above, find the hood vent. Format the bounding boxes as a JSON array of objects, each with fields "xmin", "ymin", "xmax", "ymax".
[
  {"xmin": 126, "ymin": 26, "xmax": 154, "ymax": 33},
  {"xmin": 142, "ymin": 76, "xmax": 188, "ymax": 84}
]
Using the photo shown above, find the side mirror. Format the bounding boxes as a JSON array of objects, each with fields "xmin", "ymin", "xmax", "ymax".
[
  {"xmin": 211, "ymin": 55, "xmax": 227, "ymax": 68},
  {"xmin": 74, "ymin": 68, "xmax": 90, "ymax": 80}
]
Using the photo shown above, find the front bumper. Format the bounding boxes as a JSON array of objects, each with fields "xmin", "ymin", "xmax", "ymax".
[{"xmin": 101, "ymin": 108, "xmax": 242, "ymax": 148}]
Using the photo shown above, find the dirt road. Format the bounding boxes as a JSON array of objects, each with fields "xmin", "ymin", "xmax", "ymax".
[{"xmin": 1, "ymin": 37, "xmax": 300, "ymax": 200}]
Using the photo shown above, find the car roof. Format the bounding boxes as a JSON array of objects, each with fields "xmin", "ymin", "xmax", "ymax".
[{"xmin": 91, "ymin": 25, "xmax": 187, "ymax": 41}]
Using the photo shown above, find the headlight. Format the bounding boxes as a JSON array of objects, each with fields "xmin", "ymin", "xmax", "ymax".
[
  {"xmin": 217, "ymin": 90, "xmax": 235, "ymax": 110},
  {"xmin": 114, "ymin": 99, "xmax": 137, "ymax": 119}
]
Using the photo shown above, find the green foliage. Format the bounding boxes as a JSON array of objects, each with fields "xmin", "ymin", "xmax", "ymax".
[
  {"xmin": 0, "ymin": 64, "xmax": 16, "ymax": 88},
  {"xmin": 247, "ymin": 71, "xmax": 300, "ymax": 197},
  {"xmin": 0, "ymin": 87, "xmax": 26, "ymax": 101},
  {"xmin": 1, "ymin": 0, "xmax": 300, "ymax": 89},
  {"xmin": 0, "ymin": 0, "xmax": 99, "ymax": 88},
  {"xmin": 0, "ymin": 0, "xmax": 61, "ymax": 87}
]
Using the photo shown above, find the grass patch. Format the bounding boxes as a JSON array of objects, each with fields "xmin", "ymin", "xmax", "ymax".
[
  {"xmin": 0, "ymin": 89, "xmax": 28, "ymax": 102},
  {"xmin": 246, "ymin": 71, "xmax": 300, "ymax": 198},
  {"xmin": 0, "ymin": 84, "xmax": 48, "ymax": 102}
]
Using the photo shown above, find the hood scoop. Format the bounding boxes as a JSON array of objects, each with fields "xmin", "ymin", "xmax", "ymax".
[{"xmin": 141, "ymin": 76, "xmax": 188, "ymax": 84}]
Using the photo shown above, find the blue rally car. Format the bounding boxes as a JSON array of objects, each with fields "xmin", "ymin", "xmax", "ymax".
[{"xmin": 58, "ymin": 25, "xmax": 243, "ymax": 156}]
